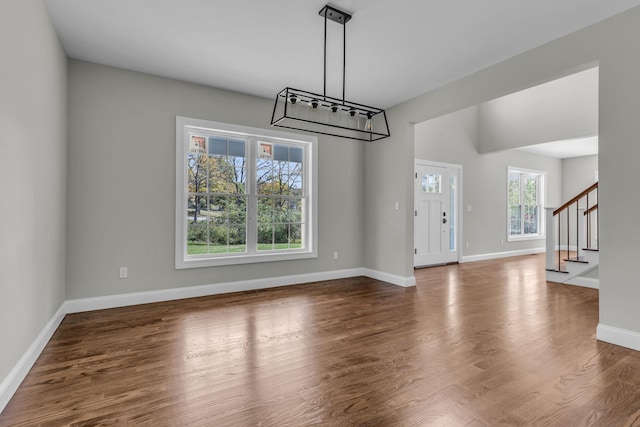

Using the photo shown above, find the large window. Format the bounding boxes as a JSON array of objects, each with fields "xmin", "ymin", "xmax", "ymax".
[
  {"xmin": 176, "ymin": 117, "xmax": 317, "ymax": 268},
  {"xmin": 507, "ymin": 167, "xmax": 544, "ymax": 241}
]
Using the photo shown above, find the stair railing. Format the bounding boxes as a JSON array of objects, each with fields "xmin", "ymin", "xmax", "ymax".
[{"xmin": 545, "ymin": 182, "xmax": 598, "ymax": 272}]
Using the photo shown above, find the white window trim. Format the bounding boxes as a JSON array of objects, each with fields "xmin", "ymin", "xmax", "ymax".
[
  {"xmin": 506, "ymin": 166, "xmax": 545, "ymax": 242},
  {"xmin": 175, "ymin": 116, "xmax": 318, "ymax": 268}
]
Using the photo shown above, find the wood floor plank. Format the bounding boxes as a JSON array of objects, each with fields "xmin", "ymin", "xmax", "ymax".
[{"xmin": 2, "ymin": 254, "xmax": 640, "ymax": 426}]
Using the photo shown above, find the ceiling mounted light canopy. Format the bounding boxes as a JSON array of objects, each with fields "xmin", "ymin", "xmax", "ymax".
[{"xmin": 270, "ymin": 5, "xmax": 390, "ymax": 142}]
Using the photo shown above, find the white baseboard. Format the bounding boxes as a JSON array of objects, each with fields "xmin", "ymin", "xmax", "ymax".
[
  {"xmin": 597, "ymin": 324, "xmax": 640, "ymax": 351},
  {"xmin": 0, "ymin": 303, "xmax": 66, "ymax": 413},
  {"xmin": 66, "ymin": 268, "xmax": 417, "ymax": 314},
  {"xmin": 461, "ymin": 247, "xmax": 545, "ymax": 263},
  {"xmin": 1, "ymin": 266, "xmax": 414, "ymax": 412},
  {"xmin": 565, "ymin": 276, "xmax": 599, "ymax": 289},
  {"xmin": 66, "ymin": 268, "xmax": 365, "ymax": 313},
  {"xmin": 362, "ymin": 268, "xmax": 416, "ymax": 287}
]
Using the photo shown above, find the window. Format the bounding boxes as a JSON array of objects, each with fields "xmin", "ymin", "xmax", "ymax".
[
  {"xmin": 449, "ymin": 174, "xmax": 456, "ymax": 251},
  {"xmin": 422, "ymin": 173, "xmax": 441, "ymax": 193},
  {"xmin": 176, "ymin": 117, "xmax": 317, "ymax": 268},
  {"xmin": 507, "ymin": 167, "xmax": 544, "ymax": 241}
]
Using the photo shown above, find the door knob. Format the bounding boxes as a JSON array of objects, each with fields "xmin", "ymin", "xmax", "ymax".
[{"xmin": 442, "ymin": 218, "xmax": 447, "ymax": 224}]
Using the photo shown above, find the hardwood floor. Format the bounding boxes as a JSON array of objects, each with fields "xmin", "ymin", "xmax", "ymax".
[{"xmin": 2, "ymin": 254, "xmax": 640, "ymax": 426}]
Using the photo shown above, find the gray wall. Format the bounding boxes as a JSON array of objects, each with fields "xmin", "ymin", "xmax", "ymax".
[
  {"xmin": 415, "ymin": 107, "xmax": 562, "ymax": 257},
  {"xmin": 562, "ymin": 155, "xmax": 598, "ymax": 201},
  {"xmin": 478, "ymin": 67, "xmax": 598, "ymax": 153},
  {"xmin": 66, "ymin": 60, "xmax": 364, "ymax": 299},
  {"xmin": 365, "ymin": 6, "xmax": 640, "ymax": 336},
  {"xmin": 0, "ymin": 0, "xmax": 67, "ymax": 382}
]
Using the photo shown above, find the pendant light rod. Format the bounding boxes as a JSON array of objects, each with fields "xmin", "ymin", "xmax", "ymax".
[
  {"xmin": 323, "ymin": 9, "xmax": 327, "ymax": 99},
  {"xmin": 319, "ymin": 5, "xmax": 351, "ymax": 103},
  {"xmin": 343, "ymin": 17, "xmax": 346, "ymax": 103}
]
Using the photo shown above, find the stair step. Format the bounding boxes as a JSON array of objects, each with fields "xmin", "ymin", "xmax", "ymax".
[
  {"xmin": 583, "ymin": 248, "xmax": 599, "ymax": 252},
  {"xmin": 564, "ymin": 257, "xmax": 589, "ymax": 264},
  {"xmin": 546, "ymin": 268, "xmax": 569, "ymax": 274}
]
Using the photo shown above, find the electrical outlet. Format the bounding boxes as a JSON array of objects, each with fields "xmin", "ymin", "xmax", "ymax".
[
  {"xmin": 119, "ymin": 267, "xmax": 128, "ymax": 279},
  {"xmin": 333, "ymin": 251, "xmax": 339, "ymax": 260},
  {"xmin": 465, "ymin": 242, "xmax": 469, "ymax": 249}
]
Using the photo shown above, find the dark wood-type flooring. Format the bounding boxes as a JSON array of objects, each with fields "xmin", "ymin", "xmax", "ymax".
[{"xmin": 2, "ymin": 254, "xmax": 640, "ymax": 426}]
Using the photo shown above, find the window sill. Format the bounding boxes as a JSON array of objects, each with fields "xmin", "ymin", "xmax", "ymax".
[
  {"xmin": 176, "ymin": 249, "xmax": 317, "ymax": 269},
  {"xmin": 507, "ymin": 234, "xmax": 545, "ymax": 242}
]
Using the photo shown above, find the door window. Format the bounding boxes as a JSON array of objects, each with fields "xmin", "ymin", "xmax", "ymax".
[{"xmin": 422, "ymin": 174, "xmax": 442, "ymax": 193}]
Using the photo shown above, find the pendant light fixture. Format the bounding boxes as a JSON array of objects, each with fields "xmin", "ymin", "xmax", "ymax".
[{"xmin": 270, "ymin": 4, "xmax": 390, "ymax": 142}]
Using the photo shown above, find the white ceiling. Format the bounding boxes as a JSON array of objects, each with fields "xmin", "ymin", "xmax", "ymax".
[
  {"xmin": 45, "ymin": 0, "xmax": 640, "ymax": 109},
  {"xmin": 516, "ymin": 136, "xmax": 598, "ymax": 159}
]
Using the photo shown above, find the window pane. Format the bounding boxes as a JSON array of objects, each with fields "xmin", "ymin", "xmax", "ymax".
[
  {"xmin": 209, "ymin": 195, "xmax": 227, "ymax": 225},
  {"xmin": 290, "ymin": 147, "xmax": 303, "ymax": 163},
  {"xmin": 509, "ymin": 205, "xmax": 521, "ymax": 235},
  {"xmin": 228, "ymin": 196, "xmax": 247, "ymax": 225},
  {"xmin": 422, "ymin": 174, "xmax": 441, "ymax": 193},
  {"xmin": 524, "ymin": 205, "xmax": 538, "ymax": 234},
  {"xmin": 187, "ymin": 195, "xmax": 208, "ymax": 255},
  {"xmin": 508, "ymin": 172, "xmax": 520, "ymax": 206},
  {"xmin": 258, "ymin": 162, "xmax": 288, "ymax": 195},
  {"xmin": 273, "ymin": 198, "xmax": 288, "ymax": 224},
  {"xmin": 228, "ymin": 138, "xmax": 245, "ymax": 157},
  {"xmin": 258, "ymin": 197, "xmax": 274, "ymax": 223},
  {"xmin": 189, "ymin": 134, "xmax": 207, "ymax": 155},
  {"xmin": 523, "ymin": 175, "xmax": 537, "ymax": 205},
  {"xmin": 257, "ymin": 145, "xmax": 305, "ymax": 197},
  {"xmin": 209, "ymin": 137, "xmax": 227, "ymax": 156},
  {"xmin": 289, "ymin": 199, "xmax": 302, "ymax": 223},
  {"xmin": 206, "ymin": 196, "xmax": 247, "ymax": 254},
  {"xmin": 257, "ymin": 159, "xmax": 277, "ymax": 194},
  {"xmin": 228, "ymin": 225, "xmax": 246, "ymax": 253},
  {"xmin": 289, "ymin": 162, "xmax": 303, "ymax": 196},
  {"xmin": 273, "ymin": 145, "xmax": 289, "ymax": 162},
  {"xmin": 209, "ymin": 226, "xmax": 228, "ymax": 253},
  {"xmin": 290, "ymin": 223, "xmax": 302, "ymax": 248},
  {"xmin": 258, "ymin": 224, "xmax": 274, "ymax": 251},
  {"xmin": 187, "ymin": 195, "xmax": 207, "ymax": 222},
  {"xmin": 209, "ymin": 156, "xmax": 245, "ymax": 194},
  {"xmin": 187, "ymin": 154, "xmax": 208, "ymax": 193},
  {"xmin": 274, "ymin": 223, "xmax": 289, "ymax": 248}
]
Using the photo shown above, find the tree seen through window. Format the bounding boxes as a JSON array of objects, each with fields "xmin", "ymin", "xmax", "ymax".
[{"xmin": 186, "ymin": 136, "xmax": 304, "ymax": 255}]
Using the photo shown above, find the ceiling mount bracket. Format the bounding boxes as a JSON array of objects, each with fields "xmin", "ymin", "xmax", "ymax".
[{"xmin": 318, "ymin": 5, "xmax": 352, "ymax": 25}]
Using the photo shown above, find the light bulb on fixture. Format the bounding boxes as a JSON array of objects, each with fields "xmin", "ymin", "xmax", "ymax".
[
  {"xmin": 330, "ymin": 103, "xmax": 339, "ymax": 113},
  {"xmin": 288, "ymin": 94, "xmax": 298, "ymax": 104},
  {"xmin": 348, "ymin": 107, "xmax": 357, "ymax": 117},
  {"xmin": 309, "ymin": 99, "xmax": 320, "ymax": 109},
  {"xmin": 364, "ymin": 113, "xmax": 373, "ymax": 132}
]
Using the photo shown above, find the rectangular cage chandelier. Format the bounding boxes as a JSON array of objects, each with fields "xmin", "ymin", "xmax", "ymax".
[{"xmin": 271, "ymin": 5, "xmax": 390, "ymax": 142}]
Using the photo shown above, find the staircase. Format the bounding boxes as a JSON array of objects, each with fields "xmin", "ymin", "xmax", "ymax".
[{"xmin": 545, "ymin": 182, "xmax": 599, "ymax": 288}]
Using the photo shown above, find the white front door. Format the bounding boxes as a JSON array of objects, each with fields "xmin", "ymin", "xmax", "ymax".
[{"xmin": 414, "ymin": 162, "xmax": 460, "ymax": 267}]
